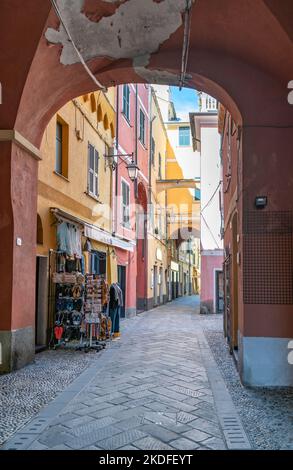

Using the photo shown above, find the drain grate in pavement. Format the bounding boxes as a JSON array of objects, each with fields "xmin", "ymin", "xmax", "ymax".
[
  {"xmin": 1, "ymin": 417, "xmax": 52, "ymax": 450},
  {"xmin": 219, "ymin": 414, "xmax": 251, "ymax": 450}
]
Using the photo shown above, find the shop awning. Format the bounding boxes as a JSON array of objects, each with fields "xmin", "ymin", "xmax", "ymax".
[
  {"xmin": 51, "ymin": 208, "xmax": 135, "ymax": 253},
  {"xmin": 84, "ymin": 225, "xmax": 135, "ymax": 252}
]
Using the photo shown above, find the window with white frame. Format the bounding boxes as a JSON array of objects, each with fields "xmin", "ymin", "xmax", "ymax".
[
  {"xmin": 122, "ymin": 179, "xmax": 130, "ymax": 227},
  {"xmin": 139, "ymin": 109, "xmax": 145, "ymax": 145},
  {"xmin": 122, "ymin": 84, "xmax": 130, "ymax": 121},
  {"xmin": 88, "ymin": 143, "xmax": 99, "ymax": 197},
  {"xmin": 178, "ymin": 126, "xmax": 190, "ymax": 146}
]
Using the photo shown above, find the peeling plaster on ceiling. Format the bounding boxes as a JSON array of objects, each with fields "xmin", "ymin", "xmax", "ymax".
[
  {"xmin": 45, "ymin": 0, "xmax": 188, "ymax": 83},
  {"xmin": 133, "ymin": 54, "xmax": 182, "ymax": 85}
]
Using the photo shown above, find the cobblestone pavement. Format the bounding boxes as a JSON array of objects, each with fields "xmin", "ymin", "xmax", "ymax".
[
  {"xmin": 2, "ymin": 296, "xmax": 253, "ymax": 451},
  {"xmin": 202, "ymin": 315, "xmax": 293, "ymax": 450},
  {"xmin": 0, "ymin": 349, "xmax": 98, "ymax": 445}
]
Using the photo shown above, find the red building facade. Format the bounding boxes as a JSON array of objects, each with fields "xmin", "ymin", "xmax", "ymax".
[{"xmin": 113, "ymin": 84, "xmax": 150, "ymax": 317}]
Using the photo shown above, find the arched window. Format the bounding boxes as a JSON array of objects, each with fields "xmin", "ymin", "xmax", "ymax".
[
  {"xmin": 37, "ymin": 214, "xmax": 43, "ymax": 245},
  {"xmin": 110, "ymin": 122, "xmax": 115, "ymax": 139},
  {"xmin": 90, "ymin": 93, "xmax": 97, "ymax": 112},
  {"xmin": 103, "ymin": 113, "xmax": 109, "ymax": 130},
  {"xmin": 97, "ymin": 104, "xmax": 103, "ymax": 122}
]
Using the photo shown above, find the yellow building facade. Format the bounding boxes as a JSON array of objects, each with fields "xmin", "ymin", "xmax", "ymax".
[
  {"xmin": 165, "ymin": 137, "xmax": 201, "ymax": 299},
  {"xmin": 146, "ymin": 88, "xmax": 169, "ymax": 309},
  {"xmin": 146, "ymin": 87, "xmax": 200, "ymax": 307},
  {"xmin": 35, "ymin": 90, "xmax": 123, "ymax": 348}
]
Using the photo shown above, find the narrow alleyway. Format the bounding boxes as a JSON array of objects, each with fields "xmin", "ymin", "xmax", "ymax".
[{"xmin": 1, "ymin": 297, "xmax": 292, "ymax": 451}]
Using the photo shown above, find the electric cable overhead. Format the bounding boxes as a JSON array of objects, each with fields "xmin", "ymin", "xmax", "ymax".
[
  {"xmin": 201, "ymin": 213, "xmax": 220, "ymax": 249},
  {"xmin": 179, "ymin": 0, "xmax": 194, "ymax": 90},
  {"xmin": 50, "ymin": 0, "xmax": 107, "ymax": 91},
  {"xmin": 201, "ymin": 181, "xmax": 222, "ymax": 214}
]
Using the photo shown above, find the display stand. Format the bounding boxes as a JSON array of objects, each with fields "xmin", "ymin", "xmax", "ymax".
[{"xmin": 49, "ymin": 250, "xmax": 112, "ymax": 352}]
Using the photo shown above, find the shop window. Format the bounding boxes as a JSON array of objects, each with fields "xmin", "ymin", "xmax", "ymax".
[
  {"xmin": 88, "ymin": 143, "xmax": 99, "ymax": 198},
  {"xmin": 122, "ymin": 179, "xmax": 130, "ymax": 227},
  {"xmin": 178, "ymin": 126, "xmax": 190, "ymax": 146},
  {"xmin": 91, "ymin": 251, "xmax": 107, "ymax": 275},
  {"xmin": 55, "ymin": 117, "xmax": 69, "ymax": 178},
  {"xmin": 37, "ymin": 214, "xmax": 43, "ymax": 245},
  {"xmin": 139, "ymin": 109, "xmax": 145, "ymax": 145},
  {"xmin": 122, "ymin": 84, "xmax": 130, "ymax": 121}
]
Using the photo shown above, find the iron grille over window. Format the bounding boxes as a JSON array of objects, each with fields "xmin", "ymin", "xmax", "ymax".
[{"xmin": 243, "ymin": 211, "xmax": 293, "ymax": 304}]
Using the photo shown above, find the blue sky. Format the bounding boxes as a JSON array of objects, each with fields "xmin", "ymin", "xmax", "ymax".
[{"xmin": 170, "ymin": 86, "xmax": 199, "ymax": 121}]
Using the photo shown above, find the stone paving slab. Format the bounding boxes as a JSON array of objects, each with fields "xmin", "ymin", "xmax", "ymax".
[
  {"xmin": 1, "ymin": 296, "xmax": 252, "ymax": 450},
  {"xmin": 170, "ymin": 437, "xmax": 200, "ymax": 450},
  {"xmin": 133, "ymin": 436, "xmax": 173, "ymax": 450},
  {"xmin": 98, "ymin": 429, "xmax": 147, "ymax": 450}
]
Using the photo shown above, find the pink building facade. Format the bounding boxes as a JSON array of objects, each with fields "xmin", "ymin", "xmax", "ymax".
[
  {"xmin": 200, "ymin": 250, "xmax": 224, "ymax": 314},
  {"xmin": 190, "ymin": 94, "xmax": 224, "ymax": 314},
  {"xmin": 113, "ymin": 84, "xmax": 150, "ymax": 317}
]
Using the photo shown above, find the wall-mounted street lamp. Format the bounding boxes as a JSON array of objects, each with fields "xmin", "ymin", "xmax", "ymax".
[
  {"xmin": 126, "ymin": 161, "xmax": 139, "ymax": 182},
  {"xmin": 104, "ymin": 150, "xmax": 139, "ymax": 182}
]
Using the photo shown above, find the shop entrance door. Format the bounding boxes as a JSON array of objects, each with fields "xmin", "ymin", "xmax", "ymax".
[
  {"xmin": 118, "ymin": 265, "xmax": 126, "ymax": 318},
  {"xmin": 159, "ymin": 267, "xmax": 163, "ymax": 304},
  {"xmin": 224, "ymin": 255, "xmax": 232, "ymax": 353},
  {"xmin": 171, "ymin": 271, "xmax": 175, "ymax": 300},
  {"xmin": 153, "ymin": 266, "xmax": 158, "ymax": 306},
  {"xmin": 215, "ymin": 270, "xmax": 224, "ymax": 313},
  {"xmin": 35, "ymin": 256, "xmax": 48, "ymax": 350}
]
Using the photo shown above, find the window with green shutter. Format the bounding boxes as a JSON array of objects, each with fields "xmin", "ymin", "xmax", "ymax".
[
  {"xmin": 122, "ymin": 85, "xmax": 130, "ymax": 121},
  {"xmin": 122, "ymin": 180, "xmax": 130, "ymax": 227},
  {"xmin": 88, "ymin": 143, "xmax": 99, "ymax": 197}
]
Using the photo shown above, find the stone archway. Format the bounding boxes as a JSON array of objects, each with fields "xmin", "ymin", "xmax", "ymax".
[{"xmin": 0, "ymin": 1, "xmax": 293, "ymax": 383}]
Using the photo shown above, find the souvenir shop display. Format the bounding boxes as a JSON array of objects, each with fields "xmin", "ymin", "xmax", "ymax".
[
  {"xmin": 51, "ymin": 251, "xmax": 86, "ymax": 348},
  {"xmin": 109, "ymin": 283, "xmax": 123, "ymax": 337},
  {"xmin": 50, "ymin": 251, "xmax": 112, "ymax": 351},
  {"xmin": 83, "ymin": 274, "xmax": 110, "ymax": 348},
  {"xmin": 48, "ymin": 219, "xmax": 122, "ymax": 351}
]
